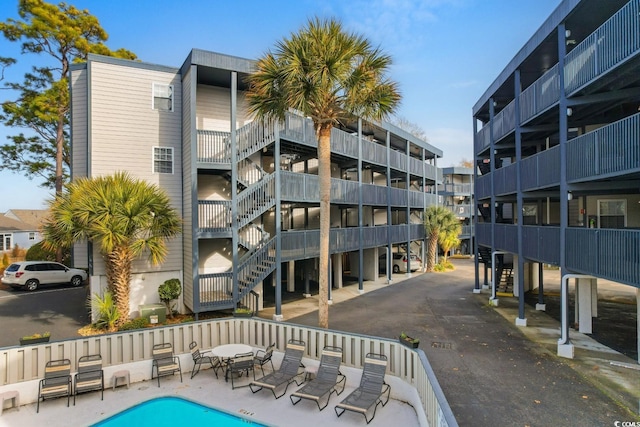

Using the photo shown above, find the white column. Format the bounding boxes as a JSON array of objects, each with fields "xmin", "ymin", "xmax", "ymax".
[
  {"xmin": 576, "ymin": 277, "xmax": 593, "ymax": 334},
  {"xmin": 287, "ymin": 261, "xmax": 295, "ymax": 292},
  {"xmin": 513, "ymin": 255, "xmax": 520, "ymax": 297},
  {"xmin": 362, "ymin": 248, "xmax": 378, "ymax": 282}
]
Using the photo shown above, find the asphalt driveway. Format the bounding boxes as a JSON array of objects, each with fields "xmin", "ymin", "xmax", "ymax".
[{"xmin": 0, "ymin": 283, "xmax": 90, "ymax": 348}]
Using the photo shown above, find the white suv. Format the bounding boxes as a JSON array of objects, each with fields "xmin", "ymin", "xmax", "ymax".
[{"xmin": 1, "ymin": 261, "xmax": 88, "ymax": 291}]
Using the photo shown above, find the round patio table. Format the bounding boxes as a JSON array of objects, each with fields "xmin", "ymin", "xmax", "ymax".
[{"xmin": 211, "ymin": 343, "xmax": 253, "ymax": 382}]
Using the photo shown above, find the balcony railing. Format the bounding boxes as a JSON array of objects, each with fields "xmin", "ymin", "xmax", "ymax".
[
  {"xmin": 198, "ymin": 200, "xmax": 232, "ymax": 230},
  {"xmin": 567, "ymin": 112, "xmax": 640, "ymax": 182},
  {"xmin": 0, "ymin": 318, "xmax": 457, "ymax": 427},
  {"xmin": 521, "ymin": 145, "xmax": 561, "ymax": 191},
  {"xmin": 197, "ymin": 129, "xmax": 230, "ymax": 163},
  {"xmin": 522, "ymin": 226, "xmax": 561, "ymax": 265},
  {"xmin": 494, "ymin": 164, "xmax": 518, "ymax": 196},
  {"xmin": 280, "ymin": 224, "xmax": 425, "ymax": 261},
  {"xmin": 438, "ymin": 183, "xmax": 473, "ymax": 195},
  {"xmin": 475, "ymin": 124, "xmax": 491, "ymax": 154},
  {"xmin": 520, "ymin": 63, "xmax": 560, "ymax": 123},
  {"xmin": 494, "ymin": 224, "xmax": 518, "ymax": 252},
  {"xmin": 566, "ymin": 228, "xmax": 640, "ymax": 286},
  {"xmin": 565, "ymin": 0, "xmax": 640, "ymax": 94},
  {"xmin": 493, "ymin": 99, "xmax": 516, "ymax": 142}
]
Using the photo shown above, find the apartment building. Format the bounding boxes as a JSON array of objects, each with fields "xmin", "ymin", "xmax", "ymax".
[
  {"xmin": 70, "ymin": 49, "xmax": 442, "ymax": 319},
  {"xmin": 439, "ymin": 167, "xmax": 474, "ymax": 256},
  {"xmin": 473, "ymin": 0, "xmax": 640, "ymax": 359}
]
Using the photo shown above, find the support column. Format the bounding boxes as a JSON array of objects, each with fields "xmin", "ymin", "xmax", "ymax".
[
  {"xmin": 536, "ymin": 263, "xmax": 546, "ymax": 311},
  {"xmin": 332, "ymin": 253, "xmax": 343, "ymax": 289},
  {"xmin": 303, "ymin": 259, "xmax": 311, "ymax": 298},
  {"xmin": 558, "ymin": 273, "xmax": 594, "ymax": 359},
  {"xmin": 576, "ymin": 277, "xmax": 596, "ymax": 334},
  {"xmin": 287, "ymin": 261, "xmax": 295, "ymax": 292}
]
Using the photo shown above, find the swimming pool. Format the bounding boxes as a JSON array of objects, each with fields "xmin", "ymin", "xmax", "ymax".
[{"xmin": 92, "ymin": 396, "xmax": 267, "ymax": 426}]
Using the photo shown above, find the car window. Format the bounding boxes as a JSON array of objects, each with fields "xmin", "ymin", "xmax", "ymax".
[
  {"xmin": 393, "ymin": 254, "xmax": 403, "ymax": 260},
  {"xmin": 6, "ymin": 264, "xmax": 19, "ymax": 272},
  {"xmin": 49, "ymin": 263, "xmax": 66, "ymax": 271},
  {"xmin": 25, "ymin": 264, "xmax": 38, "ymax": 271}
]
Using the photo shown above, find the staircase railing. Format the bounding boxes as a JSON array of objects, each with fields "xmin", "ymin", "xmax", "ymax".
[
  {"xmin": 237, "ymin": 119, "xmax": 276, "ymax": 161},
  {"xmin": 237, "ymin": 173, "xmax": 276, "ymax": 229},
  {"xmin": 236, "ymin": 237, "xmax": 277, "ymax": 300},
  {"xmin": 239, "ymin": 223, "xmax": 270, "ymax": 252}
]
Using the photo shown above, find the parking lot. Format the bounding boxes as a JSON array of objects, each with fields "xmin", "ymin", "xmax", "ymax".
[{"xmin": 0, "ymin": 283, "xmax": 89, "ymax": 348}]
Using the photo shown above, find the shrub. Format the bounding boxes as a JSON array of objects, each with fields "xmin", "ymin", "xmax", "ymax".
[
  {"xmin": 433, "ymin": 263, "xmax": 446, "ymax": 272},
  {"xmin": 26, "ymin": 242, "xmax": 71, "ymax": 264},
  {"xmin": 119, "ymin": 317, "xmax": 149, "ymax": 331},
  {"xmin": 158, "ymin": 278, "xmax": 181, "ymax": 319},
  {"xmin": 89, "ymin": 291, "xmax": 119, "ymax": 332}
]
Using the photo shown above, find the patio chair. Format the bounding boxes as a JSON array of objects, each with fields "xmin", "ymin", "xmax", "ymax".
[
  {"xmin": 226, "ymin": 352, "xmax": 256, "ymax": 389},
  {"xmin": 37, "ymin": 359, "xmax": 72, "ymax": 413},
  {"xmin": 151, "ymin": 343, "xmax": 182, "ymax": 387},
  {"xmin": 73, "ymin": 354, "xmax": 104, "ymax": 405},
  {"xmin": 334, "ymin": 353, "xmax": 390, "ymax": 424},
  {"xmin": 189, "ymin": 341, "xmax": 221, "ymax": 379},
  {"xmin": 254, "ymin": 342, "xmax": 275, "ymax": 376},
  {"xmin": 290, "ymin": 346, "xmax": 346, "ymax": 411},
  {"xmin": 249, "ymin": 339, "xmax": 306, "ymax": 399}
]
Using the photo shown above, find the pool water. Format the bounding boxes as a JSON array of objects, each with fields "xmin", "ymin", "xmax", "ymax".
[{"xmin": 92, "ymin": 396, "xmax": 267, "ymax": 426}]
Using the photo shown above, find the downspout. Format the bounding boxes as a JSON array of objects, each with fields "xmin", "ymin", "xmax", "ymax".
[
  {"xmin": 357, "ymin": 118, "xmax": 364, "ymax": 292},
  {"xmin": 515, "ymin": 69, "xmax": 526, "ymax": 326}
]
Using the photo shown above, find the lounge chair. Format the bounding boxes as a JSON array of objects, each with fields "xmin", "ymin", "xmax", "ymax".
[
  {"xmin": 334, "ymin": 353, "xmax": 390, "ymax": 424},
  {"xmin": 290, "ymin": 346, "xmax": 346, "ymax": 410},
  {"xmin": 189, "ymin": 341, "xmax": 221, "ymax": 379},
  {"xmin": 37, "ymin": 359, "xmax": 72, "ymax": 413},
  {"xmin": 249, "ymin": 339, "xmax": 305, "ymax": 399},
  {"xmin": 226, "ymin": 352, "xmax": 256, "ymax": 389},
  {"xmin": 254, "ymin": 342, "xmax": 275, "ymax": 376},
  {"xmin": 151, "ymin": 343, "xmax": 182, "ymax": 387},
  {"xmin": 73, "ymin": 354, "xmax": 104, "ymax": 405}
]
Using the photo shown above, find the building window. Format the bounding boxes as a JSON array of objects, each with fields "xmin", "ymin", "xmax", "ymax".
[
  {"xmin": 28, "ymin": 232, "xmax": 36, "ymax": 241},
  {"xmin": 153, "ymin": 147, "xmax": 173, "ymax": 174},
  {"xmin": 0, "ymin": 234, "xmax": 12, "ymax": 251},
  {"xmin": 153, "ymin": 83, "xmax": 173, "ymax": 112}
]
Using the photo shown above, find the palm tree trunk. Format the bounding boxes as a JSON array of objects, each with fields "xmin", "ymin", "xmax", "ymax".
[
  {"xmin": 317, "ymin": 124, "xmax": 332, "ymax": 329},
  {"xmin": 105, "ymin": 245, "xmax": 134, "ymax": 328},
  {"xmin": 426, "ymin": 232, "xmax": 438, "ymax": 272}
]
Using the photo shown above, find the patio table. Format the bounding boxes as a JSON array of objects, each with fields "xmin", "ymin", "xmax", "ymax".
[{"xmin": 211, "ymin": 344, "xmax": 253, "ymax": 382}]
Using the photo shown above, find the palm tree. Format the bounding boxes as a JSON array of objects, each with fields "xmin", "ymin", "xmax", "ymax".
[
  {"xmin": 42, "ymin": 172, "xmax": 181, "ymax": 327},
  {"xmin": 424, "ymin": 206, "xmax": 460, "ymax": 272},
  {"xmin": 439, "ymin": 230, "xmax": 461, "ymax": 264},
  {"xmin": 247, "ymin": 18, "xmax": 400, "ymax": 329}
]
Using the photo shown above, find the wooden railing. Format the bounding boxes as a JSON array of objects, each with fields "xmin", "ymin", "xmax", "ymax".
[{"xmin": 0, "ymin": 318, "xmax": 458, "ymax": 427}]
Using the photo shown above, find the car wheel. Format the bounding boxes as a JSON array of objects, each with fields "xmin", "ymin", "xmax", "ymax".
[
  {"xmin": 393, "ymin": 265, "xmax": 400, "ymax": 274},
  {"xmin": 25, "ymin": 279, "xmax": 39, "ymax": 291},
  {"xmin": 70, "ymin": 275, "xmax": 83, "ymax": 287}
]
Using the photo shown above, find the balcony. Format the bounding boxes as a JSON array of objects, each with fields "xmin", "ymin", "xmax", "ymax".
[
  {"xmin": 438, "ymin": 183, "xmax": 473, "ymax": 195},
  {"xmin": 564, "ymin": 0, "xmax": 640, "ymax": 95},
  {"xmin": 521, "ymin": 145, "xmax": 561, "ymax": 191},
  {"xmin": 566, "ymin": 228, "xmax": 640, "ymax": 287},
  {"xmin": 280, "ymin": 224, "xmax": 425, "ymax": 261},
  {"xmin": 522, "ymin": 226, "xmax": 561, "ymax": 265},
  {"xmin": 446, "ymin": 204, "xmax": 473, "ymax": 219},
  {"xmin": 567, "ymin": 112, "xmax": 640, "ymax": 182}
]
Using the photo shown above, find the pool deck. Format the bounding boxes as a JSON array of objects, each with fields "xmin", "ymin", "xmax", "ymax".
[{"xmin": 0, "ymin": 357, "xmax": 420, "ymax": 427}]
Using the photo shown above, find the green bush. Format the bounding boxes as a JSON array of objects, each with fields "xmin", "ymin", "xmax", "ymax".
[
  {"xmin": 119, "ymin": 317, "xmax": 149, "ymax": 331},
  {"xmin": 433, "ymin": 263, "xmax": 446, "ymax": 272},
  {"xmin": 158, "ymin": 278, "xmax": 181, "ymax": 318},
  {"xmin": 89, "ymin": 291, "xmax": 119, "ymax": 332},
  {"xmin": 26, "ymin": 242, "xmax": 71, "ymax": 265}
]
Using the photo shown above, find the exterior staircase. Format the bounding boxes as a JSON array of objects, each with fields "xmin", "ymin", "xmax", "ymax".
[{"xmin": 198, "ymin": 119, "xmax": 278, "ymax": 312}]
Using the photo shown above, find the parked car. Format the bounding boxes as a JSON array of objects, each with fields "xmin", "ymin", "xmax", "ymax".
[
  {"xmin": 379, "ymin": 252, "xmax": 422, "ymax": 274},
  {"xmin": 1, "ymin": 261, "xmax": 88, "ymax": 291}
]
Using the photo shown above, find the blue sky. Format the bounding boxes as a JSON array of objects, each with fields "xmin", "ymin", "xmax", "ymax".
[{"xmin": 0, "ymin": 0, "xmax": 561, "ymax": 211}]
